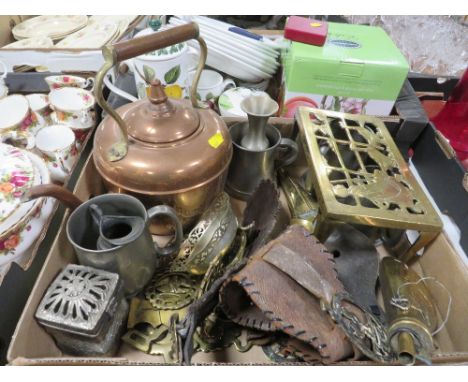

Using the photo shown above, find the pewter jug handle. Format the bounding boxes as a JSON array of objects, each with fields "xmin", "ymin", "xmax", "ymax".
[
  {"xmin": 276, "ymin": 138, "xmax": 298, "ymax": 167},
  {"xmin": 94, "ymin": 22, "xmax": 207, "ymax": 162},
  {"xmin": 147, "ymin": 205, "xmax": 183, "ymax": 257}
]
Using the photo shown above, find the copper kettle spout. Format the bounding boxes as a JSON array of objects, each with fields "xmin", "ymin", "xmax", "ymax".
[{"xmin": 22, "ymin": 184, "xmax": 83, "ymax": 211}]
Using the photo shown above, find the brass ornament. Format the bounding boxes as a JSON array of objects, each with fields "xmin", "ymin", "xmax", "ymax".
[
  {"xmin": 379, "ymin": 257, "xmax": 438, "ymax": 365},
  {"xmin": 125, "ymin": 227, "xmax": 246, "ymax": 357},
  {"xmin": 123, "ymin": 315, "xmax": 182, "ymax": 363},
  {"xmin": 149, "ymin": 314, "xmax": 181, "ymax": 363},
  {"xmin": 327, "ymin": 292, "xmax": 394, "ymax": 363},
  {"xmin": 193, "ymin": 311, "xmax": 243, "ymax": 353},
  {"xmin": 198, "ymin": 230, "xmax": 247, "ymax": 297},
  {"xmin": 127, "ymin": 297, "xmax": 188, "ymax": 329},
  {"xmin": 122, "ymin": 324, "xmax": 168, "ymax": 354},
  {"xmin": 145, "ymin": 272, "xmax": 200, "ymax": 310},
  {"xmin": 279, "ymin": 169, "xmax": 319, "ymax": 234},
  {"xmin": 233, "ymin": 330, "xmax": 274, "ymax": 353},
  {"xmin": 262, "ymin": 340, "xmax": 302, "ymax": 363}
]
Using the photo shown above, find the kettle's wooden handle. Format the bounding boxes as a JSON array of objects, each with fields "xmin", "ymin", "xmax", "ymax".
[
  {"xmin": 23, "ymin": 184, "xmax": 83, "ymax": 211},
  {"xmin": 112, "ymin": 22, "xmax": 200, "ymax": 62},
  {"xmin": 95, "ymin": 22, "xmax": 207, "ymax": 162}
]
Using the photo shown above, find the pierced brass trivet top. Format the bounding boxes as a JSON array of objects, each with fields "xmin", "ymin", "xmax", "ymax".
[{"xmin": 296, "ymin": 108, "xmax": 442, "ymax": 262}]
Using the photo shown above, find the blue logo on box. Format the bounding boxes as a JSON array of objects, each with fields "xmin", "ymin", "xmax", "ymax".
[{"xmin": 329, "ymin": 39, "xmax": 361, "ymax": 49}]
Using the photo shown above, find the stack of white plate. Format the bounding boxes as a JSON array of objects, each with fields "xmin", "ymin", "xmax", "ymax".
[
  {"xmin": 9, "ymin": 15, "xmax": 138, "ymax": 49},
  {"xmin": 2, "ymin": 37, "xmax": 54, "ymax": 49},
  {"xmin": 12, "ymin": 16, "xmax": 89, "ymax": 41},
  {"xmin": 169, "ymin": 16, "xmax": 280, "ymax": 83},
  {"xmin": 55, "ymin": 22, "xmax": 119, "ymax": 49},
  {"xmin": 88, "ymin": 15, "xmax": 138, "ymax": 42}
]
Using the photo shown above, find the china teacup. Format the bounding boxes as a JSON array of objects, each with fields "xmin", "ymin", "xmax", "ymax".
[
  {"xmin": 48, "ymin": 87, "xmax": 96, "ymax": 130},
  {"xmin": 26, "ymin": 93, "xmax": 53, "ymax": 126},
  {"xmin": 35, "ymin": 125, "xmax": 77, "ymax": 178},
  {"xmin": 0, "ymin": 95, "xmax": 36, "ymax": 149},
  {"xmin": 50, "ymin": 112, "xmax": 90, "ymax": 149},
  {"xmin": 45, "ymin": 75, "xmax": 94, "ymax": 91},
  {"xmin": 188, "ymin": 69, "xmax": 236, "ymax": 102}
]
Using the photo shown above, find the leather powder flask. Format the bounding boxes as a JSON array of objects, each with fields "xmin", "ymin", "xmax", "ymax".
[{"xmin": 219, "ymin": 225, "xmax": 362, "ymax": 363}]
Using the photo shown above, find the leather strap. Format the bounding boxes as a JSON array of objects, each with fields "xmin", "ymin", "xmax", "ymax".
[{"xmin": 219, "ymin": 225, "xmax": 354, "ymax": 363}]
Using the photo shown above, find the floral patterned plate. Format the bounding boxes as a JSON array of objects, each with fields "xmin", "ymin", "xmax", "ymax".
[
  {"xmin": 0, "ymin": 144, "xmax": 35, "ymax": 223},
  {"xmin": 0, "ymin": 197, "xmax": 54, "ymax": 272},
  {"xmin": 0, "ymin": 151, "xmax": 52, "ymax": 272},
  {"xmin": 12, "ymin": 15, "xmax": 88, "ymax": 41},
  {"xmin": 0, "ymin": 144, "xmax": 44, "ymax": 239}
]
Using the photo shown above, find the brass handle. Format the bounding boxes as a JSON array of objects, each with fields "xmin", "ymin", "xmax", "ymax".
[{"xmin": 94, "ymin": 22, "xmax": 207, "ymax": 162}]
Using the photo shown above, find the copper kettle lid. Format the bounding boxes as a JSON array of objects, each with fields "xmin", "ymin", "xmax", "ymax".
[{"xmin": 125, "ymin": 80, "xmax": 200, "ymax": 144}]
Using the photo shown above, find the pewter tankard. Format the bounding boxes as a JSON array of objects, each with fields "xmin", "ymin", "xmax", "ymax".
[{"xmin": 227, "ymin": 123, "xmax": 298, "ymax": 200}]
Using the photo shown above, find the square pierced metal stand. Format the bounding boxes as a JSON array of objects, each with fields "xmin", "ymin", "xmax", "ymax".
[{"xmin": 35, "ymin": 264, "xmax": 128, "ymax": 356}]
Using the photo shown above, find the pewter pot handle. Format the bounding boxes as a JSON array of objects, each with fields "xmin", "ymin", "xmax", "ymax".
[
  {"xmin": 276, "ymin": 138, "xmax": 298, "ymax": 167},
  {"xmin": 146, "ymin": 205, "xmax": 183, "ymax": 257},
  {"xmin": 21, "ymin": 184, "xmax": 83, "ymax": 211},
  {"xmin": 94, "ymin": 22, "xmax": 207, "ymax": 162}
]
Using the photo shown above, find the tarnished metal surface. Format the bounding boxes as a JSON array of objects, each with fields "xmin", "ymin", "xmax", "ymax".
[
  {"xmin": 379, "ymin": 257, "xmax": 438, "ymax": 365},
  {"xmin": 279, "ymin": 169, "xmax": 319, "ymax": 234},
  {"xmin": 171, "ymin": 192, "xmax": 238, "ymax": 275},
  {"xmin": 35, "ymin": 264, "xmax": 127, "ymax": 356},
  {"xmin": 36, "ymin": 265, "xmax": 120, "ymax": 335},
  {"xmin": 328, "ymin": 292, "xmax": 393, "ymax": 363}
]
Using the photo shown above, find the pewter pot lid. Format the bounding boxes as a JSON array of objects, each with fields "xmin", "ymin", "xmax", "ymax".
[{"xmin": 35, "ymin": 265, "xmax": 121, "ymax": 336}]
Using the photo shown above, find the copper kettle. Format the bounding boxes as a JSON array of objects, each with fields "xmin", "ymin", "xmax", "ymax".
[{"xmin": 93, "ymin": 23, "xmax": 232, "ymax": 234}]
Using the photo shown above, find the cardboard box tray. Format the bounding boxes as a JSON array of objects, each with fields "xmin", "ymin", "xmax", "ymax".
[{"xmin": 7, "ymin": 119, "xmax": 468, "ymax": 365}]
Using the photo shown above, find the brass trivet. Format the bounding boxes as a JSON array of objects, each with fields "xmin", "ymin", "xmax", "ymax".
[{"xmin": 296, "ymin": 108, "xmax": 442, "ymax": 263}]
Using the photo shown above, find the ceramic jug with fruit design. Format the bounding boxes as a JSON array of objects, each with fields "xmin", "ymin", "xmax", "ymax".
[{"xmin": 104, "ymin": 24, "xmax": 198, "ymax": 101}]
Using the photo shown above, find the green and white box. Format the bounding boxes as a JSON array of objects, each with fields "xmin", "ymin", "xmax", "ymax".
[{"xmin": 281, "ymin": 22, "xmax": 409, "ymax": 117}]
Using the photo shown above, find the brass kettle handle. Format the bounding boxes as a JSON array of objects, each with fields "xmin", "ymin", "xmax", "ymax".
[{"xmin": 94, "ymin": 22, "xmax": 208, "ymax": 162}]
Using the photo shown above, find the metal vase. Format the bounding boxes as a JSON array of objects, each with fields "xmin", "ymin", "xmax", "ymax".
[{"xmin": 240, "ymin": 92, "xmax": 279, "ymax": 151}]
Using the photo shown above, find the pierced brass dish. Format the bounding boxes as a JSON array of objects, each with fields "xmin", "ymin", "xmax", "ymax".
[
  {"xmin": 296, "ymin": 108, "xmax": 442, "ymax": 263},
  {"xmin": 198, "ymin": 230, "xmax": 247, "ymax": 297},
  {"xmin": 172, "ymin": 192, "xmax": 238, "ymax": 275}
]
